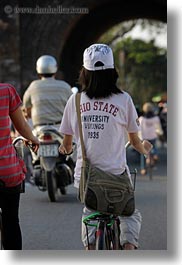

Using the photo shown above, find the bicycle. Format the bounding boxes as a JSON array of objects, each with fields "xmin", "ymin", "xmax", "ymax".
[
  {"xmin": 141, "ymin": 150, "xmax": 156, "ymax": 180},
  {"xmin": 146, "ymin": 152, "xmax": 154, "ymax": 180},
  {"xmin": 83, "ymin": 169, "xmax": 137, "ymax": 250},
  {"xmin": 82, "ymin": 141, "xmax": 137, "ymax": 250},
  {"xmin": 83, "ymin": 212, "xmax": 121, "ymax": 250}
]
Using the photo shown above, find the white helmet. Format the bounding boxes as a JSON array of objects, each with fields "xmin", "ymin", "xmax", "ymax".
[{"xmin": 36, "ymin": 55, "xmax": 58, "ymax": 74}]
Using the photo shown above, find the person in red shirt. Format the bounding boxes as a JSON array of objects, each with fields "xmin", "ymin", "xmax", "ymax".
[{"xmin": 0, "ymin": 83, "xmax": 39, "ymax": 250}]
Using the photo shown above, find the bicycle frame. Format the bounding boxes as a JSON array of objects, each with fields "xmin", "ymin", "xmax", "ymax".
[{"xmin": 83, "ymin": 212, "xmax": 121, "ymax": 250}]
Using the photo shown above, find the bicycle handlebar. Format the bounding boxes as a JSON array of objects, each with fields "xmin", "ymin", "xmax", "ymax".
[
  {"xmin": 12, "ymin": 136, "xmax": 38, "ymax": 154},
  {"xmin": 125, "ymin": 141, "xmax": 131, "ymax": 149},
  {"xmin": 12, "ymin": 136, "xmax": 24, "ymax": 145}
]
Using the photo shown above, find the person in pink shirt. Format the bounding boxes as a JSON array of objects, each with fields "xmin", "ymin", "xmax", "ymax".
[
  {"xmin": 0, "ymin": 83, "xmax": 39, "ymax": 250},
  {"xmin": 139, "ymin": 102, "xmax": 163, "ymax": 175}
]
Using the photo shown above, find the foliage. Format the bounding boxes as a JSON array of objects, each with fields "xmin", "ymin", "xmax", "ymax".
[
  {"xmin": 114, "ymin": 38, "xmax": 167, "ymax": 107},
  {"xmin": 98, "ymin": 20, "xmax": 167, "ymax": 108},
  {"xmin": 99, "ymin": 20, "xmax": 137, "ymax": 45}
]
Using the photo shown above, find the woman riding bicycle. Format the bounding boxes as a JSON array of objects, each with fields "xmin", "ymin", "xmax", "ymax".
[
  {"xmin": 139, "ymin": 102, "xmax": 163, "ymax": 175},
  {"xmin": 59, "ymin": 44, "xmax": 152, "ymax": 250}
]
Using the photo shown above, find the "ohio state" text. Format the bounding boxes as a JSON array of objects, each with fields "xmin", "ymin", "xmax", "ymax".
[{"xmin": 80, "ymin": 101, "xmax": 119, "ymax": 117}]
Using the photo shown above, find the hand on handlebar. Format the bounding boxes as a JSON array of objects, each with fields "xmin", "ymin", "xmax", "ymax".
[
  {"xmin": 59, "ymin": 144, "xmax": 73, "ymax": 155},
  {"xmin": 142, "ymin": 140, "xmax": 153, "ymax": 155},
  {"xmin": 24, "ymin": 139, "xmax": 39, "ymax": 154}
]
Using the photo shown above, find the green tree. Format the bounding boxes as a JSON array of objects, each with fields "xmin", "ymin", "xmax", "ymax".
[
  {"xmin": 114, "ymin": 38, "xmax": 167, "ymax": 106},
  {"xmin": 98, "ymin": 19, "xmax": 167, "ymax": 107}
]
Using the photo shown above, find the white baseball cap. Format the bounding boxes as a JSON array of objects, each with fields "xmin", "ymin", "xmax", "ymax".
[{"xmin": 83, "ymin": 44, "xmax": 114, "ymax": 71}]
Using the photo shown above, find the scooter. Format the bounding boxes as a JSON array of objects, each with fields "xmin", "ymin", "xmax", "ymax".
[{"xmin": 14, "ymin": 126, "xmax": 75, "ymax": 202}]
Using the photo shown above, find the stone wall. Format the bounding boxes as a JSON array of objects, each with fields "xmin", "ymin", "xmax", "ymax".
[{"xmin": 0, "ymin": 0, "xmax": 21, "ymax": 93}]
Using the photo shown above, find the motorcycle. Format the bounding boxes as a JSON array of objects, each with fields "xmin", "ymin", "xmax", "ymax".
[{"xmin": 13, "ymin": 126, "xmax": 75, "ymax": 202}]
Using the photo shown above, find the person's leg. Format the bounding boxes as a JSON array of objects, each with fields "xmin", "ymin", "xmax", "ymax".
[
  {"xmin": 149, "ymin": 139, "xmax": 158, "ymax": 161},
  {"xmin": 81, "ymin": 207, "xmax": 96, "ymax": 250},
  {"xmin": 1, "ymin": 191, "xmax": 22, "ymax": 250},
  {"xmin": 123, "ymin": 243, "xmax": 136, "ymax": 250},
  {"xmin": 119, "ymin": 209, "xmax": 142, "ymax": 250}
]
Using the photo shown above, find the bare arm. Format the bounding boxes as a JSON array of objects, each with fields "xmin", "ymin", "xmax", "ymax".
[
  {"xmin": 24, "ymin": 107, "xmax": 32, "ymax": 119},
  {"xmin": 59, "ymin": 134, "xmax": 73, "ymax": 155},
  {"xmin": 128, "ymin": 132, "xmax": 153, "ymax": 155},
  {"xmin": 22, "ymin": 87, "xmax": 32, "ymax": 119},
  {"xmin": 10, "ymin": 106, "xmax": 39, "ymax": 151}
]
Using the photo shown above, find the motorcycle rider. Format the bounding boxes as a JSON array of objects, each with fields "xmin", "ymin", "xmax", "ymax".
[
  {"xmin": 23, "ymin": 55, "xmax": 72, "ymax": 130},
  {"xmin": 23, "ymin": 55, "xmax": 74, "ymax": 196}
]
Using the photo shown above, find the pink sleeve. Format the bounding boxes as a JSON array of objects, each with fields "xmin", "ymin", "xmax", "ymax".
[{"xmin": 8, "ymin": 84, "xmax": 22, "ymax": 113}]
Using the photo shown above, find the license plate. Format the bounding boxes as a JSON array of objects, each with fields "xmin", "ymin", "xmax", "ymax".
[{"xmin": 39, "ymin": 144, "xmax": 59, "ymax": 157}]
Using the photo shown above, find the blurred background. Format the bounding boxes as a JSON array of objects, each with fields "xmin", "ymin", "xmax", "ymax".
[
  {"xmin": 0, "ymin": 0, "xmax": 167, "ymax": 251},
  {"xmin": 0, "ymin": 0, "xmax": 166, "ymax": 111}
]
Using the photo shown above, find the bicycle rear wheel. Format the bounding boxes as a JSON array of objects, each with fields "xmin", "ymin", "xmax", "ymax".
[
  {"xmin": 95, "ymin": 221, "xmax": 107, "ymax": 250},
  {"xmin": 111, "ymin": 219, "xmax": 121, "ymax": 250}
]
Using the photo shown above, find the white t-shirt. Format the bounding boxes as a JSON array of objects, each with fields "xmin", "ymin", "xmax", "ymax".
[
  {"xmin": 60, "ymin": 91, "xmax": 139, "ymax": 188},
  {"xmin": 138, "ymin": 115, "xmax": 163, "ymax": 140}
]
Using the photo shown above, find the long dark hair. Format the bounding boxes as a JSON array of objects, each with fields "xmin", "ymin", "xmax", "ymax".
[{"xmin": 78, "ymin": 65, "xmax": 123, "ymax": 99}]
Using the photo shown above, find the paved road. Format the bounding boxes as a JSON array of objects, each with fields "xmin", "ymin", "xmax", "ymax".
[{"xmin": 19, "ymin": 146, "xmax": 167, "ymax": 250}]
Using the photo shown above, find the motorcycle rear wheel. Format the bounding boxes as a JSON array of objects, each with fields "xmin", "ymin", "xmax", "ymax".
[
  {"xmin": 46, "ymin": 170, "xmax": 59, "ymax": 202},
  {"xmin": 59, "ymin": 186, "xmax": 67, "ymax": 195}
]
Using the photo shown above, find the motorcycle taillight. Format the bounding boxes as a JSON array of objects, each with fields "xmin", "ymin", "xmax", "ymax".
[{"xmin": 40, "ymin": 134, "xmax": 53, "ymax": 142}]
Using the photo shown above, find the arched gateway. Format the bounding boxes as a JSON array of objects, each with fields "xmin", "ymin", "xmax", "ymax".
[{"xmin": 18, "ymin": 0, "xmax": 166, "ymax": 90}]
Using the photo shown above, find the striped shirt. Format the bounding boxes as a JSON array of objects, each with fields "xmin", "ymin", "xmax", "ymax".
[
  {"xmin": 0, "ymin": 83, "xmax": 25, "ymax": 187},
  {"xmin": 23, "ymin": 77, "xmax": 72, "ymax": 127}
]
